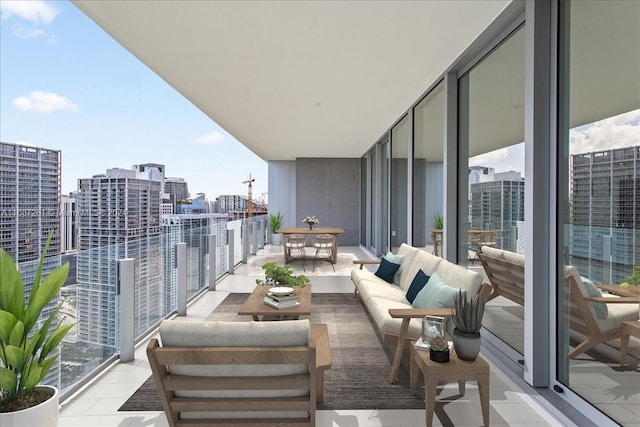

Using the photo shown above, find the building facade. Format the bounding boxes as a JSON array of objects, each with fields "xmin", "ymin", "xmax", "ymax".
[
  {"xmin": 569, "ymin": 145, "xmax": 639, "ymax": 283},
  {"xmin": 76, "ymin": 168, "xmax": 163, "ymax": 348}
]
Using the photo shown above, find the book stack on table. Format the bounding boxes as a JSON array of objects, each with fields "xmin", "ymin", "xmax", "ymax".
[{"xmin": 264, "ymin": 291, "xmax": 300, "ymax": 309}]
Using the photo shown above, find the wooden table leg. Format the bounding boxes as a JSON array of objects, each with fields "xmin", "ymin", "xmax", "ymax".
[
  {"xmin": 425, "ymin": 381, "xmax": 437, "ymax": 427},
  {"xmin": 389, "ymin": 318, "xmax": 410, "ymax": 383},
  {"xmin": 458, "ymin": 379, "xmax": 466, "ymax": 395},
  {"xmin": 410, "ymin": 349, "xmax": 418, "ymax": 395},
  {"xmin": 477, "ymin": 374, "xmax": 490, "ymax": 426}
]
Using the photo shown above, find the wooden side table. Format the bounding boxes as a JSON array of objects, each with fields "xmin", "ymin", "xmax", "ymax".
[
  {"xmin": 410, "ymin": 346, "xmax": 490, "ymax": 427},
  {"xmin": 620, "ymin": 320, "xmax": 640, "ymax": 366}
]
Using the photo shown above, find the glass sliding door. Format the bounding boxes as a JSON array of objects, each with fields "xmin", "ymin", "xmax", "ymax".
[
  {"xmin": 557, "ymin": 1, "xmax": 640, "ymax": 423},
  {"xmin": 381, "ymin": 139, "xmax": 390, "ymax": 254},
  {"xmin": 413, "ymin": 82, "xmax": 445, "ymax": 254},
  {"xmin": 458, "ymin": 25, "xmax": 526, "ymax": 354},
  {"xmin": 391, "ymin": 115, "xmax": 409, "ymax": 251}
]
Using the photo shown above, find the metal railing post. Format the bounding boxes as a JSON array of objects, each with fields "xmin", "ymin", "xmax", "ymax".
[
  {"xmin": 117, "ymin": 258, "xmax": 135, "ymax": 362},
  {"xmin": 242, "ymin": 224, "xmax": 249, "ymax": 263},
  {"xmin": 208, "ymin": 234, "xmax": 217, "ymax": 290},
  {"xmin": 251, "ymin": 222, "xmax": 258, "ymax": 255},
  {"xmin": 227, "ymin": 229, "xmax": 235, "ymax": 275},
  {"xmin": 176, "ymin": 242, "xmax": 187, "ymax": 316}
]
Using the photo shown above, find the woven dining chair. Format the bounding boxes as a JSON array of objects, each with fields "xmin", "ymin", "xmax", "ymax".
[
  {"xmin": 285, "ymin": 234, "xmax": 308, "ymax": 271},
  {"xmin": 312, "ymin": 234, "xmax": 335, "ymax": 272}
]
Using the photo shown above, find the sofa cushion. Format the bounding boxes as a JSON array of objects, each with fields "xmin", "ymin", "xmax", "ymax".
[
  {"xmin": 367, "ymin": 296, "xmax": 422, "ymax": 338},
  {"xmin": 384, "ymin": 251, "xmax": 406, "ymax": 284},
  {"xmin": 412, "ymin": 272, "xmax": 461, "ymax": 309},
  {"xmin": 358, "ymin": 278, "xmax": 408, "ymax": 305},
  {"xmin": 405, "ymin": 269, "xmax": 430, "ymax": 303},
  {"xmin": 374, "ymin": 257, "xmax": 401, "ymax": 283},
  {"xmin": 396, "ymin": 244, "xmax": 420, "ymax": 288},
  {"xmin": 399, "ymin": 249, "xmax": 442, "ymax": 292},
  {"xmin": 434, "ymin": 259, "xmax": 483, "ymax": 296}
]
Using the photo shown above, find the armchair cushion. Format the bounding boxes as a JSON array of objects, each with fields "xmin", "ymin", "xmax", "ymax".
[
  {"xmin": 412, "ymin": 272, "xmax": 461, "ymax": 309},
  {"xmin": 580, "ymin": 276, "xmax": 608, "ymax": 319},
  {"xmin": 405, "ymin": 269, "xmax": 430, "ymax": 303},
  {"xmin": 375, "ymin": 257, "xmax": 401, "ymax": 284}
]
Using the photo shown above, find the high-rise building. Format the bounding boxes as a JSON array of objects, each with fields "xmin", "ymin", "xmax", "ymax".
[
  {"xmin": 175, "ymin": 192, "xmax": 207, "ymax": 214},
  {"xmin": 165, "ymin": 177, "xmax": 189, "ymax": 204},
  {"xmin": 0, "ymin": 141, "xmax": 62, "ymax": 388},
  {"xmin": 569, "ymin": 145, "xmax": 639, "ymax": 283},
  {"xmin": 76, "ymin": 167, "xmax": 163, "ymax": 348},
  {"xmin": 469, "ymin": 172, "xmax": 525, "ymax": 250}
]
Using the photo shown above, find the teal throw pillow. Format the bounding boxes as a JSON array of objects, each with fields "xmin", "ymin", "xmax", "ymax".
[
  {"xmin": 384, "ymin": 251, "xmax": 405, "ymax": 285},
  {"xmin": 581, "ymin": 276, "xmax": 608, "ymax": 320},
  {"xmin": 374, "ymin": 257, "xmax": 401, "ymax": 284},
  {"xmin": 406, "ymin": 269, "xmax": 430, "ymax": 303},
  {"xmin": 412, "ymin": 272, "xmax": 461, "ymax": 309}
]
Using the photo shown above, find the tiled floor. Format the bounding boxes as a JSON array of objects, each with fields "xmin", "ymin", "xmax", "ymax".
[{"xmin": 59, "ymin": 245, "xmax": 574, "ymax": 427}]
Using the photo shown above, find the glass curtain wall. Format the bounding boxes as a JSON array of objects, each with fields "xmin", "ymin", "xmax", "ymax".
[
  {"xmin": 557, "ymin": 1, "xmax": 640, "ymax": 423},
  {"xmin": 458, "ymin": 25, "xmax": 526, "ymax": 354},
  {"xmin": 381, "ymin": 139, "xmax": 390, "ymax": 254},
  {"xmin": 360, "ymin": 156, "xmax": 367, "ymax": 246},
  {"xmin": 391, "ymin": 115, "xmax": 409, "ymax": 251},
  {"xmin": 413, "ymin": 82, "xmax": 445, "ymax": 254}
]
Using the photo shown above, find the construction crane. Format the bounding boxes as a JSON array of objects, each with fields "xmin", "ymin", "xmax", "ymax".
[{"xmin": 242, "ymin": 174, "xmax": 255, "ymax": 218}]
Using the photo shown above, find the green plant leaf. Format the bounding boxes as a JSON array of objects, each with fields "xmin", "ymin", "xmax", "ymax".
[
  {"xmin": 37, "ymin": 356, "xmax": 57, "ymax": 385},
  {"xmin": 8, "ymin": 320, "xmax": 25, "ymax": 347},
  {"xmin": 0, "ymin": 366, "xmax": 18, "ymax": 395},
  {"xmin": 23, "ymin": 365, "xmax": 42, "ymax": 394},
  {"xmin": 0, "ymin": 248, "xmax": 25, "ymax": 320},
  {"xmin": 24, "ymin": 262, "xmax": 68, "ymax": 334},
  {"xmin": 5, "ymin": 345, "xmax": 26, "ymax": 372},
  {"xmin": 40, "ymin": 323, "xmax": 74, "ymax": 362},
  {"xmin": 0, "ymin": 310, "xmax": 18, "ymax": 343}
]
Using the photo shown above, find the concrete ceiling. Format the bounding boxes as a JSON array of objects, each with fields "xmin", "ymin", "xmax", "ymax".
[{"xmin": 72, "ymin": 0, "xmax": 511, "ymax": 161}]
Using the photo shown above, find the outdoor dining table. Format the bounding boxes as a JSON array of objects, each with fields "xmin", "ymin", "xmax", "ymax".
[{"xmin": 277, "ymin": 227, "xmax": 344, "ymax": 264}]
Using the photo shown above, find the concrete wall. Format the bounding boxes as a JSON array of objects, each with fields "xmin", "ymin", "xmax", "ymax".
[{"xmin": 296, "ymin": 158, "xmax": 360, "ymax": 246}]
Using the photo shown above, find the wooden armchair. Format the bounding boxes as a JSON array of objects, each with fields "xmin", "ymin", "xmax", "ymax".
[
  {"xmin": 148, "ymin": 319, "xmax": 319, "ymax": 427},
  {"xmin": 477, "ymin": 246, "xmax": 524, "ymax": 306},
  {"xmin": 564, "ymin": 268, "xmax": 638, "ymax": 358}
]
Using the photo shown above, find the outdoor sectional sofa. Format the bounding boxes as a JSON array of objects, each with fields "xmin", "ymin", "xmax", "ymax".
[{"xmin": 352, "ymin": 243, "xmax": 489, "ymax": 382}]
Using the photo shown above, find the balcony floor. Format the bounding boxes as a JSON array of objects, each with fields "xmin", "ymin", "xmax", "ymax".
[{"xmin": 59, "ymin": 245, "xmax": 572, "ymax": 427}]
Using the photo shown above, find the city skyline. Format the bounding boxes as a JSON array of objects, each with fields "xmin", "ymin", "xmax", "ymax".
[{"xmin": 0, "ymin": 0, "xmax": 269, "ymax": 201}]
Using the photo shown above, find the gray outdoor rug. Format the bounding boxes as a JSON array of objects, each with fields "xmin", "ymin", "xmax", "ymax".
[{"xmin": 119, "ymin": 293, "xmax": 424, "ymax": 411}]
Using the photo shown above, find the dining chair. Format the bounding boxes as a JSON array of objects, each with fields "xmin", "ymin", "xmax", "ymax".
[
  {"xmin": 285, "ymin": 234, "xmax": 308, "ymax": 271},
  {"xmin": 312, "ymin": 234, "xmax": 335, "ymax": 272}
]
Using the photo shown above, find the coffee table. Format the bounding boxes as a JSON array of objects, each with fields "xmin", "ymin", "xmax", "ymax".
[{"xmin": 238, "ymin": 284, "xmax": 312, "ymax": 321}]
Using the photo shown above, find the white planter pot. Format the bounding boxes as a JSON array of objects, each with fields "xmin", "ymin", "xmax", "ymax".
[
  {"xmin": 0, "ymin": 385, "xmax": 59, "ymax": 427},
  {"xmin": 271, "ymin": 233, "xmax": 283, "ymax": 246}
]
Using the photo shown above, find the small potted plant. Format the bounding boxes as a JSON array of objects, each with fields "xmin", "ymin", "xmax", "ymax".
[
  {"xmin": 451, "ymin": 289, "xmax": 485, "ymax": 361},
  {"xmin": 0, "ymin": 233, "xmax": 73, "ymax": 425},
  {"xmin": 619, "ymin": 265, "xmax": 640, "ymax": 289},
  {"xmin": 255, "ymin": 262, "xmax": 310, "ymax": 287},
  {"xmin": 268, "ymin": 212, "xmax": 284, "ymax": 245},
  {"xmin": 429, "ymin": 335, "xmax": 450, "ymax": 363},
  {"xmin": 302, "ymin": 216, "xmax": 319, "ymax": 230}
]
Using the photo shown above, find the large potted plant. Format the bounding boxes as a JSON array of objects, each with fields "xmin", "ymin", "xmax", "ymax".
[
  {"xmin": 0, "ymin": 234, "xmax": 72, "ymax": 426},
  {"xmin": 255, "ymin": 262, "xmax": 309, "ymax": 287},
  {"xmin": 451, "ymin": 289, "xmax": 485, "ymax": 361},
  {"xmin": 268, "ymin": 212, "xmax": 284, "ymax": 245}
]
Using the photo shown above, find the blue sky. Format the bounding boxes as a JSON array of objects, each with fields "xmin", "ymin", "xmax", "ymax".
[{"xmin": 0, "ymin": 0, "xmax": 269, "ymax": 202}]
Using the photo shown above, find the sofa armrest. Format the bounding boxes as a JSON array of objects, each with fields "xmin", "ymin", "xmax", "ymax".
[
  {"xmin": 353, "ymin": 259, "xmax": 381, "ymax": 270},
  {"xmin": 388, "ymin": 308, "xmax": 453, "ymax": 319}
]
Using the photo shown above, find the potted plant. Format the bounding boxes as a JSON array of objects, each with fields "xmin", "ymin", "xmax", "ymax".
[
  {"xmin": 451, "ymin": 289, "xmax": 485, "ymax": 361},
  {"xmin": 301, "ymin": 216, "xmax": 319, "ymax": 230},
  {"xmin": 255, "ymin": 262, "xmax": 310, "ymax": 287},
  {"xmin": 268, "ymin": 212, "xmax": 284, "ymax": 246},
  {"xmin": 434, "ymin": 214, "xmax": 443, "ymax": 230},
  {"xmin": 620, "ymin": 265, "xmax": 640, "ymax": 289},
  {"xmin": 429, "ymin": 334, "xmax": 450, "ymax": 363},
  {"xmin": 0, "ymin": 234, "xmax": 72, "ymax": 425}
]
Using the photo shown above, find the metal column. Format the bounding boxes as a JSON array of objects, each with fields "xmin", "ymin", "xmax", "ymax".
[
  {"xmin": 176, "ymin": 242, "xmax": 187, "ymax": 316},
  {"xmin": 117, "ymin": 258, "xmax": 135, "ymax": 362}
]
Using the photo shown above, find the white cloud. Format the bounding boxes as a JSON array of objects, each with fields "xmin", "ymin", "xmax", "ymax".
[
  {"xmin": 13, "ymin": 91, "xmax": 79, "ymax": 114},
  {"xmin": 12, "ymin": 22, "xmax": 51, "ymax": 41},
  {"xmin": 196, "ymin": 131, "xmax": 225, "ymax": 145},
  {"xmin": 469, "ymin": 147, "xmax": 509, "ymax": 167},
  {"xmin": 570, "ymin": 109, "xmax": 640, "ymax": 155},
  {"xmin": 0, "ymin": 0, "xmax": 58, "ymax": 24}
]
